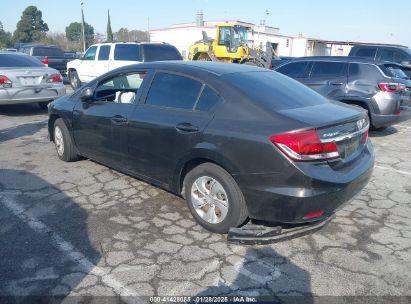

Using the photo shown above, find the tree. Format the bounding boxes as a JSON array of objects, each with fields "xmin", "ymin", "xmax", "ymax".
[
  {"xmin": 114, "ymin": 28, "xmax": 149, "ymax": 42},
  {"xmin": 0, "ymin": 22, "xmax": 13, "ymax": 48},
  {"xmin": 13, "ymin": 6, "xmax": 49, "ymax": 42},
  {"xmin": 65, "ymin": 22, "xmax": 94, "ymax": 48},
  {"xmin": 106, "ymin": 9, "xmax": 113, "ymax": 42}
]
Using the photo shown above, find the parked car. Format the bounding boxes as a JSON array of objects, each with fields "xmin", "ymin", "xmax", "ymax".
[
  {"xmin": 67, "ymin": 42, "xmax": 182, "ymax": 90},
  {"xmin": 0, "ymin": 52, "xmax": 65, "ymax": 108},
  {"xmin": 48, "ymin": 61, "xmax": 374, "ymax": 234},
  {"xmin": 274, "ymin": 56, "xmax": 411, "ymax": 129},
  {"xmin": 20, "ymin": 45, "xmax": 70, "ymax": 78},
  {"xmin": 349, "ymin": 45, "xmax": 411, "ymax": 78}
]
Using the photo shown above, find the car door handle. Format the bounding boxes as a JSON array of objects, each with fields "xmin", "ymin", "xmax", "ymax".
[
  {"xmin": 111, "ymin": 115, "xmax": 128, "ymax": 126},
  {"xmin": 330, "ymin": 82, "xmax": 344, "ymax": 86},
  {"xmin": 175, "ymin": 123, "xmax": 199, "ymax": 133}
]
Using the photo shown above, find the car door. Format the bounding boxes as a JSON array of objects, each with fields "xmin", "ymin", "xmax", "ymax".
[
  {"xmin": 125, "ymin": 71, "xmax": 219, "ymax": 187},
  {"xmin": 94, "ymin": 45, "xmax": 111, "ymax": 77},
  {"xmin": 72, "ymin": 70, "xmax": 148, "ymax": 166},
  {"xmin": 76, "ymin": 46, "xmax": 98, "ymax": 82},
  {"xmin": 304, "ymin": 61, "xmax": 348, "ymax": 100}
]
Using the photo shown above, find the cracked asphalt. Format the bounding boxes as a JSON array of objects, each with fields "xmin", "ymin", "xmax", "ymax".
[{"xmin": 0, "ymin": 92, "xmax": 410, "ymax": 303}]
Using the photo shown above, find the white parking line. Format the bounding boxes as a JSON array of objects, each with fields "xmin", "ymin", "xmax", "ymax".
[
  {"xmin": 375, "ymin": 165, "xmax": 411, "ymax": 176},
  {"xmin": 0, "ymin": 194, "xmax": 139, "ymax": 300}
]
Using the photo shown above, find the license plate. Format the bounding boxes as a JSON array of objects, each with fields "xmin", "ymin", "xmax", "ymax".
[
  {"xmin": 19, "ymin": 76, "xmax": 40, "ymax": 86},
  {"xmin": 344, "ymin": 137, "xmax": 360, "ymax": 157}
]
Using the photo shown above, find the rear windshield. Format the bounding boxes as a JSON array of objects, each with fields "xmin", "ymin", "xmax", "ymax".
[
  {"xmin": 381, "ymin": 64, "xmax": 409, "ymax": 79},
  {"xmin": 0, "ymin": 54, "xmax": 44, "ymax": 67},
  {"xmin": 114, "ymin": 44, "xmax": 141, "ymax": 61},
  {"xmin": 32, "ymin": 47, "xmax": 64, "ymax": 57},
  {"xmin": 225, "ymin": 71, "xmax": 328, "ymax": 110},
  {"xmin": 142, "ymin": 44, "xmax": 182, "ymax": 62}
]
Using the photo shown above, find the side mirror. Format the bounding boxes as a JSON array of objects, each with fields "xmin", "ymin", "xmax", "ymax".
[{"xmin": 81, "ymin": 87, "xmax": 94, "ymax": 102}]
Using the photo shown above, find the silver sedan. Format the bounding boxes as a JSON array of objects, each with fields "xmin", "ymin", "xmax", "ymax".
[{"xmin": 0, "ymin": 52, "xmax": 66, "ymax": 108}]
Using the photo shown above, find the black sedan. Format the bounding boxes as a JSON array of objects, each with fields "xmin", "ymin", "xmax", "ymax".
[{"xmin": 48, "ymin": 61, "xmax": 374, "ymax": 234}]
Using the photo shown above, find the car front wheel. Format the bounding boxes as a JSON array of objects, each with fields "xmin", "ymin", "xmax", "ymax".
[
  {"xmin": 184, "ymin": 163, "xmax": 248, "ymax": 234},
  {"xmin": 53, "ymin": 118, "xmax": 79, "ymax": 162}
]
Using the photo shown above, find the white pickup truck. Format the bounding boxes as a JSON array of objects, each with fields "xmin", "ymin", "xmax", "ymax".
[{"xmin": 66, "ymin": 42, "xmax": 182, "ymax": 90}]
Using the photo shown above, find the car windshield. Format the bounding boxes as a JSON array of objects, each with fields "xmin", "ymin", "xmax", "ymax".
[
  {"xmin": 381, "ymin": 64, "xmax": 409, "ymax": 79},
  {"xmin": 224, "ymin": 71, "xmax": 328, "ymax": 110},
  {"xmin": 0, "ymin": 54, "xmax": 44, "ymax": 67}
]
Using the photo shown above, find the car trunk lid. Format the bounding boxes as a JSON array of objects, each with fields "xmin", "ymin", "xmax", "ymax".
[
  {"xmin": 276, "ymin": 102, "xmax": 369, "ymax": 163},
  {"xmin": 0, "ymin": 67, "xmax": 54, "ymax": 88}
]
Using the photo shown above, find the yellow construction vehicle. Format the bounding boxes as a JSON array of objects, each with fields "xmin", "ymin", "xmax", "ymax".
[{"xmin": 188, "ymin": 23, "xmax": 274, "ymax": 68}]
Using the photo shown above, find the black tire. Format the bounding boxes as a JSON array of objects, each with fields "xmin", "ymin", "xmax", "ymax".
[
  {"xmin": 53, "ymin": 118, "xmax": 79, "ymax": 162},
  {"xmin": 69, "ymin": 70, "xmax": 81, "ymax": 91},
  {"xmin": 184, "ymin": 163, "xmax": 248, "ymax": 234}
]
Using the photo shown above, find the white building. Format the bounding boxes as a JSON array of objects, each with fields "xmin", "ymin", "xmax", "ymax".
[{"xmin": 150, "ymin": 11, "xmax": 404, "ymax": 59}]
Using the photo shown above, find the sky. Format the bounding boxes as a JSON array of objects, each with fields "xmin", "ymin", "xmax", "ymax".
[{"xmin": 1, "ymin": 0, "xmax": 410, "ymax": 47}]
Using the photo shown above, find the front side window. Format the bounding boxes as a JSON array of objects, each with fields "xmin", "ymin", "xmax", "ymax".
[
  {"xmin": 98, "ymin": 45, "xmax": 111, "ymax": 60},
  {"xmin": 311, "ymin": 62, "xmax": 346, "ymax": 77},
  {"xmin": 145, "ymin": 73, "xmax": 202, "ymax": 110},
  {"xmin": 83, "ymin": 46, "xmax": 97, "ymax": 61},
  {"xmin": 380, "ymin": 49, "xmax": 405, "ymax": 64},
  {"xmin": 276, "ymin": 61, "xmax": 310, "ymax": 78},
  {"xmin": 94, "ymin": 72, "xmax": 146, "ymax": 103}
]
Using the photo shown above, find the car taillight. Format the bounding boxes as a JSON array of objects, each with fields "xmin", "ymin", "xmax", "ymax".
[
  {"xmin": 0, "ymin": 75, "xmax": 12, "ymax": 87},
  {"xmin": 378, "ymin": 82, "xmax": 405, "ymax": 93},
  {"xmin": 360, "ymin": 129, "xmax": 369, "ymax": 144},
  {"xmin": 42, "ymin": 56, "xmax": 49, "ymax": 66},
  {"xmin": 47, "ymin": 74, "xmax": 63, "ymax": 83},
  {"xmin": 269, "ymin": 129, "xmax": 340, "ymax": 162}
]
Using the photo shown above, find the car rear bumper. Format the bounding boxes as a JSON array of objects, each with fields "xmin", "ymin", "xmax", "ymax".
[
  {"xmin": 235, "ymin": 142, "xmax": 374, "ymax": 224},
  {"xmin": 0, "ymin": 86, "xmax": 66, "ymax": 105}
]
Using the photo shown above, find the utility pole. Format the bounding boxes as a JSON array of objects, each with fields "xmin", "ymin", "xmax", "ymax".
[{"xmin": 81, "ymin": 2, "xmax": 86, "ymax": 52}]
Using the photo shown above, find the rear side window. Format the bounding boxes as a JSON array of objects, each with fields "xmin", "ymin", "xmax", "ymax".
[
  {"xmin": 145, "ymin": 73, "xmax": 202, "ymax": 110},
  {"xmin": 311, "ymin": 62, "xmax": 346, "ymax": 77},
  {"xmin": 114, "ymin": 44, "xmax": 141, "ymax": 61},
  {"xmin": 0, "ymin": 54, "xmax": 44, "ymax": 67},
  {"xmin": 276, "ymin": 61, "xmax": 310, "ymax": 78},
  {"xmin": 32, "ymin": 47, "xmax": 64, "ymax": 57},
  {"xmin": 142, "ymin": 44, "xmax": 183, "ymax": 62},
  {"xmin": 348, "ymin": 63, "xmax": 380, "ymax": 81},
  {"xmin": 354, "ymin": 47, "xmax": 377, "ymax": 58},
  {"xmin": 195, "ymin": 86, "xmax": 221, "ymax": 112},
  {"xmin": 83, "ymin": 46, "xmax": 97, "ymax": 60},
  {"xmin": 98, "ymin": 45, "xmax": 111, "ymax": 60}
]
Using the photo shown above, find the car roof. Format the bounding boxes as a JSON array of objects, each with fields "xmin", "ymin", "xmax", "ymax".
[
  {"xmin": 0, "ymin": 51, "xmax": 29, "ymax": 56},
  {"xmin": 351, "ymin": 44, "xmax": 408, "ymax": 49},
  {"xmin": 119, "ymin": 61, "xmax": 267, "ymax": 76},
  {"xmin": 285, "ymin": 56, "xmax": 401, "ymax": 66}
]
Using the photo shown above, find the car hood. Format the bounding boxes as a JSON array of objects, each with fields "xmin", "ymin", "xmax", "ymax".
[{"xmin": 277, "ymin": 101, "xmax": 366, "ymax": 128}]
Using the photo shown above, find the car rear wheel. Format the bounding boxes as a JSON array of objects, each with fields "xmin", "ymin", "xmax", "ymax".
[
  {"xmin": 53, "ymin": 118, "xmax": 79, "ymax": 162},
  {"xmin": 184, "ymin": 163, "xmax": 248, "ymax": 234},
  {"xmin": 69, "ymin": 70, "xmax": 81, "ymax": 90}
]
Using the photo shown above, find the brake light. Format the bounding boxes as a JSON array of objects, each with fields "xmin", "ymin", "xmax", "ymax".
[
  {"xmin": 42, "ymin": 56, "xmax": 49, "ymax": 66},
  {"xmin": 360, "ymin": 129, "xmax": 369, "ymax": 144},
  {"xmin": 269, "ymin": 129, "xmax": 340, "ymax": 162},
  {"xmin": 47, "ymin": 74, "xmax": 63, "ymax": 83},
  {"xmin": 378, "ymin": 82, "xmax": 405, "ymax": 93},
  {"xmin": 303, "ymin": 211, "xmax": 324, "ymax": 220},
  {"xmin": 0, "ymin": 75, "xmax": 12, "ymax": 87}
]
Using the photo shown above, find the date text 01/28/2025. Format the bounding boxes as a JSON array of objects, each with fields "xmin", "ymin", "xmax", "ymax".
[{"xmin": 149, "ymin": 296, "xmax": 258, "ymax": 303}]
